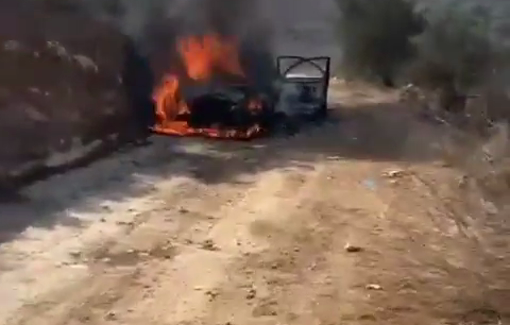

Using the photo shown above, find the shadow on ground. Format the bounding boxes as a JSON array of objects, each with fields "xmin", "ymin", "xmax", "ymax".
[{"xmin": 0, "ymin": 97, "xmax": 437, "ymax": 244}]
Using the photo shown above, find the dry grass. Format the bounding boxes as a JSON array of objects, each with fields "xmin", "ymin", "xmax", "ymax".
[{"xmin": 401, "ymin": 84, "xmax": 510, "ymax": 217}]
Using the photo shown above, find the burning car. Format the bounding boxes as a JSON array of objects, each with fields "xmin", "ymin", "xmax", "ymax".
[{"xmin": 150, "ymin": 33, "xmax": 330, "ymax": 140}]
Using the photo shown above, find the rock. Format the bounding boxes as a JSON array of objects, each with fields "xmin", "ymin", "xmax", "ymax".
[
  {"xmin": 104, "ymin": 311, "xmax": 117, "ymax": 321},
  {"xmin": 366, "ymin": 284, "xmax": 383, "ymax": 291},
  {"xmin": 344, "ymin": 243, "xmax": 363, "ymax": 253},
  {"xmin": 201, "ymin": 239, "xmax": 219, "ymax": 251},
  {"xmin": 457, "ymin": 175, "xmax": 469, "ymax": 188},
  {"xmin": 46, "ymin": 40, "xmax": 69, "ymax": 59},
  {"xmin": 358, "ymin": 314, "xmax": 377, "ymax": 321},
  {"xmin": 388, "ymin": 179, "xmax": 398, "ymax": 185},
  {"xmin": 481, "ymin": 199, "xmax": 498, "ymax": 215},
  {"xmin": 205, "ymin": 289, "xmax": 219, "ymax": 301},
  {"xmin": 308, "ymin": 261, "xmax": 318, "ymax": 270},
  {"xmin": 246, "ymin": 287, "xmax": 257, "ymax": 300},
  {"xmin": 116, "ymin": 220, "xmax": 135, "ymax": 226},
  {"xmin": 383, "ymin": 169, "xmax": 405, "ymax": 178},
  {"xmin": 69, "ymin": 250, "xmax": 82, "ymax": 259},
  {"xmin": 100, "ymin": 204, "xmax": 112, "ymax": 212},
  {"xmin": 73, "ymin": 54, "xmax": 98, "ymax": 73}
]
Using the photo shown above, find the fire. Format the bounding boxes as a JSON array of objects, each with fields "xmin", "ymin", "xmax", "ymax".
[
  {"xmin": 151, "ymin": 33, "xmax": 264, "ymax": 139},
  {"xmin": 177, "ymin": 34, "xmax": 244, "ymax": 80}
]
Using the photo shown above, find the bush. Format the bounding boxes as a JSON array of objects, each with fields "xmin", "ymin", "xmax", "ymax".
[
  {"xmin": 335, "ymin": 1, "xmax": 499, "ymax": 90},
  {"xmin": 336, "ymin": 0, "xmax": 510, "ymax": 206},
  {"xmin": 336, "ymin": 0, "xmax": 510, "ymax": 117},
  {"xmin": 408, "ymin": 5, "xmax": 494, "ymax": 95},
  {"xmin": 334, "ymin": 0, "xmax": 424, "ymax": 85}
]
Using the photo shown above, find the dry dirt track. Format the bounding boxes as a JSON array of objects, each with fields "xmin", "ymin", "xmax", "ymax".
[{"xmin": 0, "ymin": 82, "xmax": 509, "ymax": 325}]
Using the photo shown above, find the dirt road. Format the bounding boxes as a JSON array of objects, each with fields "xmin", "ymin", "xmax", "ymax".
[{"xmin": 0, "ymin": 82, "xmax": 508, "ymax": 325}]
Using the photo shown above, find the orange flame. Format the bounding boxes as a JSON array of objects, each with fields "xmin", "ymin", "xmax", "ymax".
[
  {"xmin": 177, "ymin": 34, "xmax": 245, "ymax": 80},
  {"xmin": 151, "ymin": 33, "xmax": 264, "ymax": 139}
]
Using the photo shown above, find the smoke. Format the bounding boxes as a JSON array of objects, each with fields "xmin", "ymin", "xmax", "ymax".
[
  {"xmin": 116, "ymin": 0, "xmax": 165, "ymax": 41},
  {"xmin": 79, "ymin": 0, "xmax": 276, "ymax": 87},
  {"xmin": 80, "ymin": 0, "xmax": 271, "ymax": 51},
  {"xmin": 77, "ymin": 0, "xmax": 171, "ymax": 45}
]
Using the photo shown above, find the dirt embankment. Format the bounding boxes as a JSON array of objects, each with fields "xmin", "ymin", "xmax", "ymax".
[{"xmin": 0, "ymin": 1, "xmax": 135, "ymax": 192}]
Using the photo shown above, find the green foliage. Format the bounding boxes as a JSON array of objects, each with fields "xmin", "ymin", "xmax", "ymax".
[
  {"xmin": 335, "ymin": 0, "xmax": 498, "ymax": 92},
  {"xmin": 409, "ymin": 4, "xmax": 493, "ymax": 90},
  {"xmin": 335, "ymin": 0, "xmax": 425, "ymax": 83}
]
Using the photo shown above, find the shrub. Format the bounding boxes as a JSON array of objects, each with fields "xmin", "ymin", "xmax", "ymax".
[
  {"xmin": 408, "ymin": 4, "xmax": 494, "ymax": 95},
  {"xmin": 334, "ymin": 0, "xmax": 424, "ymax": 85}
]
